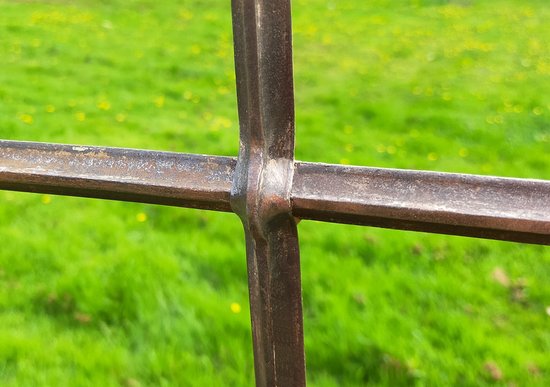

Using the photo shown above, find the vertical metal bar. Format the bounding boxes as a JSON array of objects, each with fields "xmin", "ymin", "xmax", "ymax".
[{"xmin": 230, "ymin": 1, "xmax": 305, "ymax": 386}]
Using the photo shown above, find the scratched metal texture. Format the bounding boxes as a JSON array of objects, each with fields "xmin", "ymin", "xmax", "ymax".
[
  {"xmin": 0, "ymin": 140, "xmax": 235, "ymax": 211},
  {"xmin": 292, "ymin": 162, "xmax": 550, "ymax": 245},
  {"xmin": 2, "ymin": 140, "xmax": 548, "ymax": 246},
  {"xmin": 230, "ymin": 0, "xmax": 306, "ymax": 386}
]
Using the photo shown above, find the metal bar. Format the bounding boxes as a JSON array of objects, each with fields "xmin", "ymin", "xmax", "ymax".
[
  {"xmin": 2, "ymin": 139, "xmax": 548, "ymax": 246},
  {"xmin": 0, "ymin": 140, "xmax": 235, "ymax": 211},
  {"xmin": 230, "ymin": 0, "xmax": 305, "ymax": 386},
  {"xmin": 292, "ymin": 162, "xmax": 550, "ymax": 245}
]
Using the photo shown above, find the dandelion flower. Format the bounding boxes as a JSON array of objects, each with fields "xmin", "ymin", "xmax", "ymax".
[
  {"xmin": 230, "ymin": 302, "xmax": 241, "ymax": 314},
  {"xmin": 19, "ymin": 113, "xmax": 33, "ymax": 124},
  {"xmin": 97, "ymin": 100, "xmax": 111, "ymax": 111},
  {"xmin": 427, "ymin": 152, "xmax": 438, "ymax": 161},
  {"xmin": 154, "ymin": 96, "xmax": 165, "ymax": 108}
]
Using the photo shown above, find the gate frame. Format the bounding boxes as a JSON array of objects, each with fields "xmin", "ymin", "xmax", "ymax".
[{"xmin": 1, "ymin": 1, "xmax": 549, "ymax": 386}]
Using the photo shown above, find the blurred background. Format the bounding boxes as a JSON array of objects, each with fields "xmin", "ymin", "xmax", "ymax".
[{"xmin": 0, "ymin": 0, "xmax": 548, "ymax": 385}]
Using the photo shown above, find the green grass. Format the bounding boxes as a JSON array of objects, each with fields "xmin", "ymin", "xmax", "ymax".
[{"xmin": 0, "ymin": 0, "xmax": 549, "ymax": 385}]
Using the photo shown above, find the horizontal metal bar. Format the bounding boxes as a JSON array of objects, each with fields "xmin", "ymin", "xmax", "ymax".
[
  {"xmin": 2, "ymin": 140, "xmax": 549, "ymax": 244},
  {"xmin": 292, "ymin": 162, "xmax": 550, "ymax": 245},
  {"xmin": 0, "ymin": 140, "xmax": 235, "ymax": 212}
]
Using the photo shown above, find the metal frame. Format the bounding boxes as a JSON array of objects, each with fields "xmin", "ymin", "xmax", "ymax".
[{"xmin": 0, "ymin": 0, "xmax": 549, "ymax": 385}]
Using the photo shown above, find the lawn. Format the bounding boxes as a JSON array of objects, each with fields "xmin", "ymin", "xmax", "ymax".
[{"xmin": 0, "ymin": 0, "xmax": 549, "ymax": 385}]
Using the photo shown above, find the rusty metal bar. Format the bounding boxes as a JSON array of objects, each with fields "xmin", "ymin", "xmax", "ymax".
[
  {"xmin": 2, "ymin": 139, "xmax": 548, "ymax": 246},
  {"xmin": 230, "ymin": 0, "xmax": 306, "ymax": 386},
  {"xmin": 0, "ymin": 140, "xmax": 235, "ymax": 211},
  {"xmin": 292, "ymin": 162, "xmax": 550, "ymax": 245}
]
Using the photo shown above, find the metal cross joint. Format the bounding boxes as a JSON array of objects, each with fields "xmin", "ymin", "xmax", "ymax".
[{"xmin": 0, "ymin": 0, "xmax": 549, "ymax": 386}]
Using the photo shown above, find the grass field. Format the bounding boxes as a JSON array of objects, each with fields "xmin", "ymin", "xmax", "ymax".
[{"xmin": 0, "ymin": 0, "xmax": 549, "ymax": 385}]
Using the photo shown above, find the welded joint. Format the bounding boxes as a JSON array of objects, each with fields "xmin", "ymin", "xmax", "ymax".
[{"xmin": 230, "ymin": 150, "xmax": 295, "ymax": 238}]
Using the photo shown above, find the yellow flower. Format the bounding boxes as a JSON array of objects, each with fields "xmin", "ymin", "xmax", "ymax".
[
  {"xmin": 179, "ymin": 9, "xmax": 193, "ymax": 21},
  {"xmin": 41, "ymin": 195, "xmax": 52, "ymax": 204},
  {"xmin": 19, "ymin": 114, "xmax": 33, "ymax": 124},
  {"xmin": 230, "ymin": 302, "xmax": 241, "ymax": 314},
  {"xmin": 97, "ymin": 100, "xmax": 111, "ymax": 111},
  {"xmin": 46, "ymin": 105, "xmax": 55, "ymax": 113},
  {"xmin": 305, "ymin": 24, "xmax": 318, "ymax": 37},
  {"xmin": 217, "ymin": 86, "xmax": 230, "ymax": 95},
  {"xmin": 136, "ymin": 212, "xmax": 147, "ymax": 222},
  {"xmin": 211, "ymin": 116, "xmax": 232, "ymax": 132},
  {"xmin": 154, "ymin": 96, "xmax": 165, "ymax": 108},
  {"xmin": 191, "ymin": 45, "xmax": 201, "ymax": 55},
  {"xmin": 427, "ymin": 152, "xmax": 438, "ymax": 161},
  {"xmin": 75, "ymin": 112, "xmax": 86, "ymax": 121}
]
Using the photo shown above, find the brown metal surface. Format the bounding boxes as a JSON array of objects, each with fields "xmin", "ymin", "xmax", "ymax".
[
  {"xmin": 292, "ymin": 162, "xmax": 550, "ymax": 245},
  {"xmin": 0, "ymin": 140, "xmax": 235, "ymax": 211},
  {"xmin": 0, "ymin": 1, "xmax": 549, "ymax": 386},
  {"xmin": 230, "ymin": 0, "xmax": 305, "ymax": 386}
]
